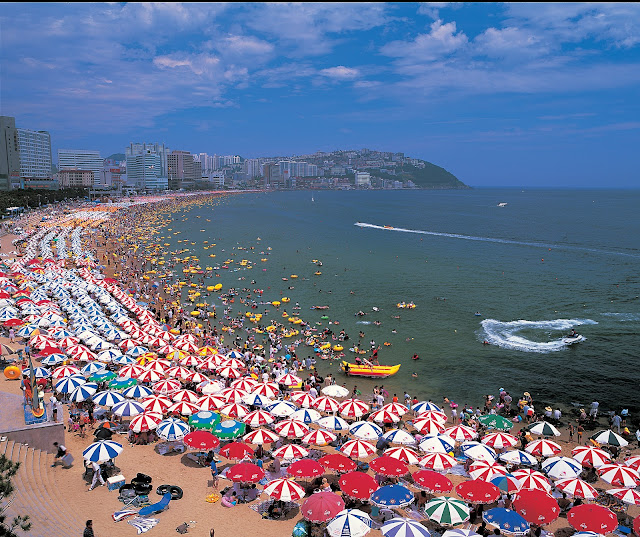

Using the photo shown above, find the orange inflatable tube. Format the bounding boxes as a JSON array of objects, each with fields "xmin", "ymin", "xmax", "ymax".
[{"xmin": 4, "ymin": 366, "xmax": 21, "ymax": 380}]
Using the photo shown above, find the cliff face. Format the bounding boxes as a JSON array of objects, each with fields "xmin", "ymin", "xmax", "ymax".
[{"xmin": 366, "ymin": 162, "xmax": 469, "ymax": 189}]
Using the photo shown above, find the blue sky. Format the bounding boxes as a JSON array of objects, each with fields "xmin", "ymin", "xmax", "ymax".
[{"xmin": 2, "ymin": 3, "xmax": 639, "ymax": 187}]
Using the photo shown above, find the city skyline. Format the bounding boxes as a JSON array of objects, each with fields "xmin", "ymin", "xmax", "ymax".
[{"xmin": 2, "ymin": 3, "xmax": 639, "ymax": 187}]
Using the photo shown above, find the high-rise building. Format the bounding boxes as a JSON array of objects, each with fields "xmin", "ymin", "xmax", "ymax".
[
  {"xmin": 58, "ymin": 149, "xmax": 103, "ymax": 187},
  {"xmin": 17, "ymin": 128, "xmax": 52, "ymax": 179},
  {"xmin": 59, "ymin": 169, "xmax": 93, "ymax": 188},
  {"xmin": 126, "ymin": 152, "xmax": 167, "ymax": 191},
  {"xmin": 0, "ymin": 116, "xmax": 21, "ymax": 190},
  {"xmin": 167, "ymin": 150, "xmax": 201, "ymax": 190},
  {"xmin": 125, "ymin": 142, "xmax": 170, "ymax": 177},
  {"xmin": 243, "ymin": 159, "xmax": 261, "ymax": 180},
  {"xmin": 355, "ymin": 171, "xmax": 371, "ymax": 187}
]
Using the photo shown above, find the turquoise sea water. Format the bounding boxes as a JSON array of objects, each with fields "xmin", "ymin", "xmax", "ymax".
[{"xmin": 162, "ymin": 189, "xmax": 640, "ymax": 415}]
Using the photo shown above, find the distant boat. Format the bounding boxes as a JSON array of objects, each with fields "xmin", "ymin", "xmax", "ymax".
[
  {"xmin": 497, "ymin": 202, "xmax": 508, "ymax": 207},
  {"xmin": 311, "ymin": 196, "xmax": 314, "ymax": 202}
]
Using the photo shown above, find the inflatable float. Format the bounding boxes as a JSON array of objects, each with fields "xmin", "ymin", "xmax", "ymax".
[{"xmin": 341, "ymin": 361, "xmax": 401, "ymax": 378}]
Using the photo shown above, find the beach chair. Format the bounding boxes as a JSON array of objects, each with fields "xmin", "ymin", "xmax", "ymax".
[{"xmin": 138, "ymin": 492, "xmax": 171, "ymax": 517}]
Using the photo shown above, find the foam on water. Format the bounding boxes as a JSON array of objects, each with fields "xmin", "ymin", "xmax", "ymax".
[
  {"xmin": 480, "ymin": 318, "xmax": 598, "ymax": 353},
  {"xmin": 356, "ymin": 321, "xmax": 371, "ymax": 325},
  {"xmin": 601, "ymin": 312, "xmax": 640, "ymax": 322}
]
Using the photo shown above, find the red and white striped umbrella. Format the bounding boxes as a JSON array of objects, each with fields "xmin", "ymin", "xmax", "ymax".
[
  {"xmin": 68, "ymin": 346, "xmax": 97, "ymax": 361},
  {"xmin": 172, "ymin": 389, "xmax": 199, "ymax": 403},
  {"xmin": 263, "ymin": 478, "xmax": 306, "ymax": 502},
  {"xmin": 152, "ymin": 378, "xmax": 181, "ymax": 394},
  {"xmin": 141, "ymin": 395, "xmax": 172, "ymax": 414},
  {"xmin": 220, "ymin": 403, "xmax": 250, "ymax": 419},
  {"xmin": 273, "ymin": 444, "xmax": 309, "ymax": 460},
  {"xmin": 198, "ymin": 356, "xmax": 223, "ymax": 370},
  {"xmin": 416, "ymin": 410, "xmax": 448, "ymax": 424},
  {"xmin": 412, "ymin": 416, "xmax": 446, "ymax": 435},
  {"xmin": 572, "ymin": 445, "xmax": 612, "ymax": 468},
  {"xmin": 231, "ymin": 377, "xmax": 259, "ymax": 392},
  {"xmin": 243, "ymin": 428, "xmax": 279, "ymax": 445},
  {"xmin": 381, "ymin": 402, "xmax": 409, "ymax": 416},
  {"xmin": 370, "ymin": 408, "xmax": 401, "ymax": 424},
  {"xmin": 174, "ymin": 340, "xmax": 199, "ymax": 353},
  {"xmin": 138, "ymin": 369, "xmax": 163, "ymax": 383},
  {"xmin": 59, "ymin": 336, "xmax": 80, "ymax": 348},
  {"xmin": 625, "ymin": 456, "xmax": 640, "ymax": 472},
  {"xmin": 196, "ymin": 394, "xmax": 226, "ymax": 411},
  {"xmin": 145, "ymin": 360, "xmax": 169, "ymax": 375},
  {"xmin": 222, "ymin": 358, "xmax": 245, "ymax": 370},
  {"xmin": 167, "ymin": 401, "xmax": 199, "ymax": 416},
  {"xmin": 120, "ymin": 338, "xmax": 142, "ymax": 350},
  {"xmin": 444, "ymin": 425, "xmax": 477, "ymax": 441},
  {"xmin": 52, "ymin": 365, "xmax": 80, "ymax": 379},
  {"xmin": 274, "ymin": 419, "xmax": 310, "ymax": 438},
  {"xmin": 251, "ymin": 382, "xmax": 279, "ymax": 398},
  {"xmin": 598, "ymin": 463, "xmax": 640, "ymax": 487},
  {"xmin": 276, "ymin": 373, "xmax": 302, "ymax": 386},
  {"xmin": 179, "ymin": 355, "xmax": 200, "ymax": 367},
  {"xmin": 166, "ymin": 366, "xmax": 191, "ymax": 379},
  {"xmin": 217, "ymin": 366, "xmax": 241, "ymax": 379},
  {"xmin": 129, "ymin": 412, "xmax": 162, "ymax": 433},
  {"xmin": 511, "ymin": 469, "xmax": 551, "ymax": 492},
  {"xmin": 555, "ymin": 478, "xmax": 598, "ymax": 500},
  {"xmin": 419, "ymin": 452, "xmax": 457, "ymax": 471},
  {"xmin": 525, "ymin": 439, "xmax": 562, "ymax": 457},
  {"xmin": 302, "ymin": 429, "xmax": 337, "ymax": 447},
  {"xmin": 243, "ymin": 409, "xmax": 275, "ymax": 427},
  {"xmin": 338, "ymin": 399, "xmax": 370, "ymax": 419},
  {"xmin": 312, "ymin": 396, "xmax": 340, "ymax": 413},
  {"xmin": 340, "ymin": 439, "xmax": 376, "ymax": 459},
  {"xmin": 385, "ymin": 446, "xmax": 421, "ymax": 465},
  {"xmin": 118, "ymin": 364, "xmax": 145, "ymax": 378},
  {"xmin": 220, "ymin": 387, "xmax": 248, "ymax": 403},
  {"xmin": 607, "ymin": 488, "xmax": 640, "ymax": 506},
  {"xmin": 185, "ymin": 371, "xmax": 208, "ymax": 384},
  {"xmin": 469, "ymin": 460, "xmax": 508, "ymax": 481},
  {"xmin": 482, "ymin": 433, "xmax": 518, "ymax": 449},
  {"xmin": 290, "ymin": 391, "xmax": 315, "ymax": 408}
]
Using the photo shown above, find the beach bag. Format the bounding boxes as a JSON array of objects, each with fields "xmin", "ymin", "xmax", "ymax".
[{"xmin": 176, "ymin": 522, "xmax": 189, "ymax": 534}]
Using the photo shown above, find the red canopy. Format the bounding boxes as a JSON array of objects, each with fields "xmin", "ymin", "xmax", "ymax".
[
  {"xmin": 567, "ymin": 504, "xmax": 618, "ymax": 534},
  {"xmin": 218, "ymin": 442, "xmax": 254, "ymax": 460},
  {"xmin": 287, "ymin": 458, "xmax": 325, "ymax": 479},
  {"xmin": 319, "ymin": 453, "xmax": 357, "ymax": 473},
  {"xmin": 369, "ymin": 456, "xmax": 409, "ymax": 477},
  {"xmin": 301, "ymin": 491, "xmax": 345, "ymax": 523},
  {"xmin": 634, "ymin": 515, "xmax": 640, "ymax": 536},
  {"xmin": 183, "ymin": 431, "xmax": 220, "ymax": 450},
  {"xmin": 513, "ymin": 489, "xmax": 560, "ymax": 525},
  {"xmin": 3, "ymin": 319, "xmax": 24, "ymax": 327},
  {"xmin": 455, "ymin": 480, "xmax": 501, "ymax": 504},
  {"xmin": 227, "ymin": 462, "xmax": 265, "ymax": 483},
  {"xmin": 338, "ymin": 471, "xmax": 379, "ymax": 500},
  {"xmin": 412, "ymin": 470, "xmax": 453, "ymax": 494}
]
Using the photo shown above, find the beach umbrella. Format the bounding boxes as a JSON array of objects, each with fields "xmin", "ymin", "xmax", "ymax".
[
  {"xmin": 597, "ymin": 463, "xmax": 640, "ymax": 487},
  {"xmin": 384, "ymin": 447, "xmax": 420, "ymax": 465},
  {"xmin": 301, "ymin": 491, "xmax": 345, "ymax": 523},
  {"xmin": 319, "ymin": 453, "xmax": 357, "ymax": 473},
  {"xmin": 567, "ymin": 504, "xmax": 617, "ymax": 534},
  {"xmin": 111, "ymin": 400, "xmax": 144, "ymax": 417},
  {"xmin": 499, "ymin": 450, "xmax": 537, "ymax": 466},
  {"xmin": 22, "ymin": 366, "xmax": 50, "ymax": 379},
  {"xmin": 525, "ymin": 439, "xmax": 561, "ymax": 457},
  {"xmin": 339, "ymin": 399, "xmax": 370, "ymax": 419},
  {"xmin": 220, "ymin": 403, "xmax": 250, "ymax": 419},
  {"xmin": 350, "ymin": 421, "xmax": 382, "ymax": 440},
  {"xmin": 137, "ymin": 369, "xmax": 163, "ymax": 383},
  {"xmin": 541, "ymin": 456, "xmax": 582, "ymax": 479},
  {"xmin": 469, "ymin": 460, "xmax": 508, "ymax": 481},
  {"xmin": 290, "ymin": 391, "xmax": 315, "ymax": 408},
  {"xmin": 80, "ymin": 362, "xmax": 106, "ymax": 376},
  {"xmin": 183, "ymin": 430, "xmax": 220, "ymax": 451},
  {"xmin": 478, "ymin": 414, "xmax": 513, "ymax": 431},
  {"xmin": 241, "ymin": 393, "xmax": 273, "ymax": 407},
  {"xmin": 370, "ymin": 408, "xmax": 401, "ymax": 424},
  {"xmin": 166, "ymin": 366, "xmax": 191, "ymax": 379},
  {"xmin": 327, "ymin": 509, "xmax": 372, "ymax": 537},
  {"xmin": 291, "ymin": 408, "xmax": 322, "ymax": 424},
  {"xmin": 243, "ymin": 428, "xmax": 279, "ymax": 445},
  {"xmin": 312, "ymin": 396, "xmax": 340, "ymax": 413},
  {"xmin": 554, "ymin": 478, "xmax": 598, "ymax": 500},
  {"xmin": 217, "ymin": 366, "xmax": 241, "ymax": 379},
  {"xmin": 129, "ymin": 412, "xmax": 162, "ymax": 433},
  {"xmin": 184, "ymin": 371, "xmax": 208, "ymax": 384},
  {"xmin": 52, "ymin": 364, "xmax": 80, "ymax": 379},
  {"xmin": 112, "ymin": 354, "xmax": 136, "ymax": 366},
  {"xmin": 442, "ymin": 530, "xmax": 479, "ymax": 537},
  {"xmin": 590, "ymin": 430, "xmax": 628, "ymax": 448},
  {"xmin": 250, "ymin": 382, "xmax": 279, "ymax": 398},
  {"xmin": 273, "ymin": 444, "xmax": 309, "ymax": 461},
  {"xmin": 274, "ymin": 419, "xmax": 310, "ymax": 438},
  {"xmin": 264, "ymin": 400, "xmax": 298, "ymax": 418},
  {"xmin": 303, "ymin": 429, "xmax": 337, "ymax": 447},
  {"xmin": 82, "ymin": 440, "xmax": 123, "ymax": 462},
  {"xmin": 276, "ymin": 373, "xmax": 302, "ymax": 386},
  {"xmin": 572, "ymin": 446, "xmax": 611, "ymax": 468},
  {"xmin": 382, "ymin": 429, "xmax": 416, "ymax": 446},
  {"xmin": 157, "ymin": 417, "xmax": 190, "ymax": 441},
  {"xmin": 606, "ymin": 488, "xmax": 640, "ymax": 506},
  {"xmin": 167, "ymin": 401, "xmax": 200, "ymax": 416},
  {"xmin": 122, "ymin": 385, "xmax": 153, "ymax": 399},
  {"xmin": 339, "ymin": 471, "xmax": 379, "ymax": 500},
  {"xmin": 41, "ymin": 354, "xmax": 67, "ymax": 366},
  {"xmin": 242, "ymin": 409, "xmax": 275, "ymax": 427},
  {"xmin": 92, "ymin": 390, "xmax": 125, "ymax": 407},
  {"xmin": 227, "ymin": 462, "xmax": 264, "ymax": 483},
  {"xmin": 370, "ymin": 456, "xmax": 409, "ymax": 477},
  {"xmin": 425, "ymin": 497, "xmax": 470, "ymax": 526},
  {"xmin": 89, "ymin": 370, "xmax": 117, "ymax": 383},
  {"xmin": 512, "ymin": 489, "xmax": 560, "ymax": 525},
  {"xmin": 482, "ymin": 433, "xmax": 518, "ymax": 450},
  {"xmin": 419, "ymin": 453, "xmax": 457, "ymax": 471},
  {"xmin": 140, "ymin": 395, "xmax": 171, "ymax": 414},
  {"xmin": 189, "ymin": 410, "xmax": 221, "ymax": 430},
  {"xmin": 412, "ymin": 416, "xmax": 446, "ymax": 435},
  {"xmin": 413, "ymin": 469, "xmax": 453, "ymax": 494},
  {"xmin": 262, "ymin": 478, "xmax": 306, "ymax": 502},
  {"xmin": 510, "ymin": 469, "xmax": 551, "ymax": 492},
  {"xmin": 490, "ymin": 474, "xmax": 522, "ymax": 494},
  {"xmin": 213, "ymin": 418, "xmax": 245, "ymax": 439},
  {"xmin": 321, "ymin": 385, "xmax": 349, "ymax": 398},
  {"xmin": 69, "ymin": 382, "xmax": 99, "ymax": 403},
  {"xmin": 197, "ymin": 394, "xmax": 226, "ymax": 411},
  {"xmin": 444, "ymin": 425, "xmax": 477, "ymax": 442},
  {"xmin": 455, "ymin": 480, "xmax": 501, "ymax": 504},
  {"xmin": 341, "ymin": 439, "xmax": 376, "ymax": 459},
  {"xmin": 110, "ymin": 377, "xmax": 138, "ymax": 392},
  {"xmin": 370, "ymin": 484, "xmax": 414, "ymax": 508},
  {"xmin": 527, "ymin": 421, "xmax": 561, "ymax": 437},
  {"xmin": 220, "ymin": 387, "xmax": 248, "ymax": 403},
  {"xmin": 317, "ymin": 415, "xmax": 350, "ymax": 432},
  {"xmin": 460, "ymin": 441, "xmax": 497, "ymax": 463},
  {"xmin": 152, "ymin": 379, "xmax": 181, "ymax": 395},
  {"xmin": 118, "ymin": 364, "xmax": 145, "ymax": 378},
  {"xmin": 288, "ymin": 458, "xmax": 325, "ymax": 479},
  {"xmin": 381, "ymin": 518, "xmax": 432, "ymax": 537},
  {"xmin": 625, "ymin": 455, "xmax": 640, "ymax": 471},
  {"xmin": 419, "ymin": 434, "xmax": 456, "ymax": 454},
  {"xmin": 483, "ymin": 508, "xmax": 529, "ymax": 535},
  {"xmin": 225, "ymin": 349, "xmax": 243, "ymax": 359},
  {"xmin": 382, "ymin": 403, "xmax": 409, "ymax": 416}
]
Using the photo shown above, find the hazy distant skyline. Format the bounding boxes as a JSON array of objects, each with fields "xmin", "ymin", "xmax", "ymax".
[{"xmin": 2, "ymin": 3, "xmax": 639, "ymax": 187}]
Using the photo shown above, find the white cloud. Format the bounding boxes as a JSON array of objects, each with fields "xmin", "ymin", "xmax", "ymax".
[
  {"xmin": 474, "ymin": 27, "xmax": 546, "ymax": 59},
  {"xmin": 319, "ymin": 66, "xmax": 360, "ymax": 79}
]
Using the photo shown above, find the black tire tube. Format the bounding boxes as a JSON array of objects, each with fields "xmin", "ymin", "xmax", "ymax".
[
  {"xmin": 156, "ymin": 484, "xmax": 171, "ymax": 496},
  {"xmin": 169, "ymin": 486, "xmax": 183, "ymax": 500},
  {"xmin": 136, "ymin": 473, "xmax": 152, "ymax": 484},
  {"xmin": 135, "ymin": 484, "xmax": 153, "ymax": 495},
  {"xmin": 119, "ymin": 483, "xmax": 135, "ymax": 494}
]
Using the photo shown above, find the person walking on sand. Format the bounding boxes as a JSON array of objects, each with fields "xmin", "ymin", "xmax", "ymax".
[
  {"xmin": 83, "ymin": 520, "xmax": 94, "ymax": 537},
  {"xmin": 89, "ymin": 460, "xmax": 105, "ymax": 490}
]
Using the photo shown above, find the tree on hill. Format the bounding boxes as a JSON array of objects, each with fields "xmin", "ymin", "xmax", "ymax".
[{"xmin": 0, "ymin": 455, "xmax": 31, "ymax": 536}]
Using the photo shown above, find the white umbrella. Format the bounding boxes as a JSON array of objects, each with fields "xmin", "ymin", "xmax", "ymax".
[
  {"xmin": 321, "ymin": 385, "xmax": 350, "ymax": 398},
  {"xmin": 327, "ymin": 509, "xmax": 372, "ymax": 537}
]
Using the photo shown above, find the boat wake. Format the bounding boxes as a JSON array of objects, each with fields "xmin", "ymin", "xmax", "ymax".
[
  {"xmin": 354, "ymin": 222, "xmax": 640, "ymax": 258},
  {"xmin": 480, "ymin": 318, "xmax": 598, "ymax": 353}
]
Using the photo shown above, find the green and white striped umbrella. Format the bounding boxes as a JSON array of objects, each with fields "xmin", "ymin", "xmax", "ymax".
[
  {"xmin": 425, "ymin": 496, "xmax": 470, "ymax": 526},
  {"xmin": 478, "ymin": 415, "xmax": 513, "ymax": 431},
  {"xmin": 527, "ymin": 421, "xmax": 561, "ymax": 437}
]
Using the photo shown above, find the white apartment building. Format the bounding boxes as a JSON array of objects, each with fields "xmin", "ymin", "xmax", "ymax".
[
  {"xmin": 355, "ymin": 171, "xmax": 371, "ymax": 187},
  {"xmin": 58, "ymin": 149, "xmax": 103, "ymax": 187},
  {"xmin": 17, "ymin": 128, "xmax": 52, "ymax": 179},
  {"xmin": 126, "ymin": 152, "xmax": 167, "ymax": 191}
]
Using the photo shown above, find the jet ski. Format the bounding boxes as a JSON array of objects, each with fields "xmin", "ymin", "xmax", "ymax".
[{"xmin": 563, "ymin": 334, "xmax": 585, "ymax": 345}]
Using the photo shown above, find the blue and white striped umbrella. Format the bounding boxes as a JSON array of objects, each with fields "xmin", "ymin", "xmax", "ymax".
[
  {"xmin": 541, "ymin": 456, "xmax": 582, "ymax": 479},
  {"xmin": 412, "ymin": 401, "xmax": 443, "ymax": 414},
  {"xmin": 126, "ymin": 346, "xmax": 148, "ymax": 357},
  {"xmin": 17, "ymin": 324, "xmax": 39, "ymax": 337},
  {"xmin": 241, "ymin": 393, "xmax": 273, "ymax": 407},
  {"xmin": 82, "ymin": 440, "xmax": 123, "ymax": 462},
  {"xmin": 51, "ymin": 328, "xmax": 74, "ymax": 339},
  {"xmin": 442, "ymin": 530, "xmax": 479, "ymax": 537},
  {"xmin": 112, "ymin": 354, "xmax": 135, "ymax": 365},
  {"xmin": 499, "ymin": 450, "xmax": 537, "ymax": 466},
  {"xmin": 327, "ymin": 509, "xmax": 372, "ymax": 537},
  {"xmin": 22, "ymin": 367, "xmax": 50, "ymax": 379},
  {"xmin": 350, "ymin": 421, "xmax": 383, "ymax": 440},
  {"xmin": 291, "ymin": 408, "xmax": 322, "ymax": 424},
  {"xmin": 157, "ymin": 417, "xmax": 190, "ymax": 441},
  {"xmin": 41, "ymin": 353, "xmax": 67, "ymax": 366},
  {"xmin": 419, "ymin": 434, "xmax": 456, "ymax": 454},
  {"xmin": 112, "ymin": 400, "xmax": 144, "ymax": 417},
  {"xmin": 381, "ymin": 429, "xmax": 417, "ymax": 445},
  {"xmin": 69, "ymin": 382, "xmax": 99, "ymax": 403},
  {"xmin": 81, "ymin": 362, "xmax": 106, "ymax": 376},
  {"xmin": 317, "ymin": 415, "xmax": 350, "ymax": 431},
  {"xmin": 55, "ymin": 375, "xmax": 86, "ymax": 394},
  {"xmin": 226, "ymin": 350, "xmax": 244, "ymax": 359},
  {"xmin": 122, "ymin": 385, "xmax": 153, "ymax": 399},
  {"xmin": 382, "ymin": 517, "xmax": 432, "ymax": 537},
  {"xmin": 97, "ymin": 348, "xmax": 123, "ymax": 362},
  {"xmin": 460, "ymin": 441, "xmax": 497, "ymax": 462},
  {"xmin": 92, "ymin": 390, "xmax": 125, "ymax": 407},
  {"xmin": 264, "ymin": 400, "xmax": 297, "ymax": 417}
]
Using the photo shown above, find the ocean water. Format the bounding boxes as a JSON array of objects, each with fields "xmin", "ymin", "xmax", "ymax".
[{"xmin": 160, "ymin": 189, "xmax": 640, "ymax": 414}]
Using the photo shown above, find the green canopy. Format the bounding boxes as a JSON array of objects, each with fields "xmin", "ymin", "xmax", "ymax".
[{"xmin": 478, "ymin": 414, "xmax": 513, "ymax": 431}]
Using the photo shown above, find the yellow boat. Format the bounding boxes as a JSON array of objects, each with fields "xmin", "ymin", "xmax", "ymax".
[{"xmin": 341, "ymin": 361, "xmax": 401, "ymax": 378}]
